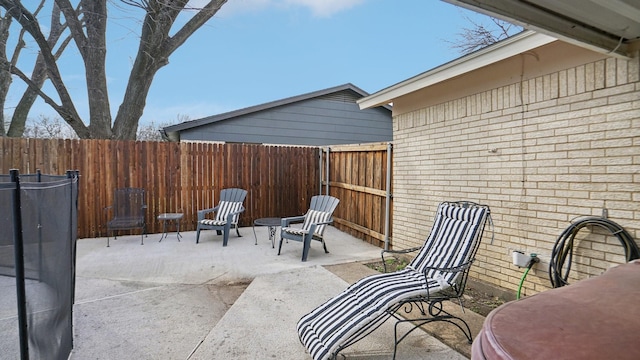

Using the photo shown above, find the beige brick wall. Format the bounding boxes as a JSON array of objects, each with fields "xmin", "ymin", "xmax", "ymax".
[{"xmin": 392, "ymin": 51, "xmax": 640, "ymax": 296}]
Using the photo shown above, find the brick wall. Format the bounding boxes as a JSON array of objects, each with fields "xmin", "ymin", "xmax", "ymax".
[{"xmin": 392, "ymin": 50, "xmax": 640, "ymax": 295}]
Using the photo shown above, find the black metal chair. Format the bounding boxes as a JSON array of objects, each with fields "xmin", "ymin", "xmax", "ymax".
[{"xmin": 105, "ymin": 188, "xmax": 147, "ymax": 246}]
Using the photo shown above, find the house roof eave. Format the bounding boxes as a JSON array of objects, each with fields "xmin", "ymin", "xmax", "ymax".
[
  {"xmin": 357, "ymin": 30, "xmax": 556, "ymax": 110},
  {"xmin": 442, "ymin": 0, "xmax": 639, "ymax": 59}
]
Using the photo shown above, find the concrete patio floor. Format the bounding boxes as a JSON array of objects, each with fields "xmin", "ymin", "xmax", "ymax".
[{"xmin": 71, "ymin": 226, "xmax": 472, "ymax": 359}]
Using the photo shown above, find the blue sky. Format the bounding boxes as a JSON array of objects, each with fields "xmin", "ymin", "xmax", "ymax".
[{"xmin": 12, "ymin": 0, "xmax": 497, "ymax": 126}]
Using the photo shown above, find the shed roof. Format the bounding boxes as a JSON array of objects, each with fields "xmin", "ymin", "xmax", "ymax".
[
  {"xmin": 163, "ymin": 83, "xmax": 384, "ymax": 138},
  {"xmin": 357, "ymin": 30, "xmax": 556, "ymax": 109}
]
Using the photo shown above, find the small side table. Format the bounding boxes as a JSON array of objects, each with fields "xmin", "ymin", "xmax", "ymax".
[
  {"xmin": 253, "ymin": 217, "xmax": 282, "ymax": 248},
  {"xmin": 158, "ymin": 213, "xmax": 183, "ymax": 242}
]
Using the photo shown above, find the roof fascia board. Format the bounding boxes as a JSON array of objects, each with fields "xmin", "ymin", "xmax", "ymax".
[
  {"xmin": 358, "ymin": 31, "xmax": 555, "ymax": 109},
  {"xmin": 164, "ymin": 83, "xmax": 370, "ymax": 133},
  {"xmin": 441, "ymin": 0, "xmax": 631, "ymax": 58}
]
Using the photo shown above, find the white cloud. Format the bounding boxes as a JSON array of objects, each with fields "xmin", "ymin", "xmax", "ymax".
[
  {"xmin": 283, "ymin": 0, "xmax": 365, "ymax": 17},
  {"xmin": 214, "ymin": 0, "xmax": 365, "ymax": 17}
]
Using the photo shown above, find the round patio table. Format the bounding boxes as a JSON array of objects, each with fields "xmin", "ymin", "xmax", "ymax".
[{"xmin": 252, "ymin": 217, "xmax": 282, "ymax": 248}]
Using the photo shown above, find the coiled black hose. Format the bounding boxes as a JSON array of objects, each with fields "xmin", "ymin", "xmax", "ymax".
[{"xmin": 549, "ymin": 216, "xmax": 640, "ymax": 288}]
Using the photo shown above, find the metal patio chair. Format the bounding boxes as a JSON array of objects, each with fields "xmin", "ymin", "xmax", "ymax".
[
  {"xmin": 296, "ymin": 201, "xmax": 491, "ymax": 360},
  {"xmin": 196, "ymin": 188, "xmax": 247, "ymax": 246},
  {"xmin": 105, "ymin": 187, "xmax": 147, "ymax": 246},
  {"xmin": 278, "ymin": 195, "xmax": 340, "ymax": 262}
]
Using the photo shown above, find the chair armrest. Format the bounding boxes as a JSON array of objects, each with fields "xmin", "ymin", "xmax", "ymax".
[
  {"xmin": 420, "ymin": 260, "xmax": 475, "ymax": 300},
  {"xmin": 225, "ymin": 206, "xmax": 246, "ymax": 223},
  {"xmin": 197, "ymin": 205, "xmax": 220, "ymax": 221},
  {"xmin": 308, "ymin": 218, "xmax": 334, "ymax": 226},
  {"xmin": 421, "ymin": 259, "xmax": 474, "ymax": 274},
  {"xmin": 304, "ymin": 218, "xmax": 334, "ymax": 234},
  {"xmin": 382, "ymin": 246, "xmax": 421, "ymax": 256},
  {"xmin": 380, "ymin": 246, "xmax": 420, "ymax": 272},
  {"xmin": 281, "ymin": 215, "xmax": 305, "ymax": 227}
]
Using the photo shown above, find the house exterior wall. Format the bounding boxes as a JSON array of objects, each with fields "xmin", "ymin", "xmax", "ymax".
[
  {"xmin": 179, "ymin": 98, "xmax": 392, "ymax": 146},
  {"xmin": 391, "ymin": 41, "xmax": 640, "ymax": 295}
]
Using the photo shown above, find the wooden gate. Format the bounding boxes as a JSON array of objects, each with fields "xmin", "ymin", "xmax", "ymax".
[{"xmin": 321, "ymin": 142, "xmax": 392, "ymax": 249}]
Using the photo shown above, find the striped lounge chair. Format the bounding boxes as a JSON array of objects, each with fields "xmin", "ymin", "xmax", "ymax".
[
  {"xmin": 196, "ymin": 188, "xmax": 247, "ymax": 246},
  {"xmin": 279, "ymin": 195, "xmax": 340, "ymax": 262},
  {"xmin": 296, "ymin": 201, "xmax": 491, "ymax": 360}
]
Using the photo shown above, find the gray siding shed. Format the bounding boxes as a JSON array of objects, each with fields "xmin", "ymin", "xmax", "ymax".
[{"xmin": 162, "ymin": 84, "xmax": 392, "ymax": 146}]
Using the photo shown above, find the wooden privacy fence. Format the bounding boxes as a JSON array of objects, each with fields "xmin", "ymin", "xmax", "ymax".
[
  {"xmin": 0, "ymin": 138, "xmax": 393, "ymax": 248},
  {"xmin": 0, "ymin": 138, "xmax": 319, "ymax": 239},
  {"xmin": 322, "ymin": 143, "xmax": 393, "ymax": 249}
]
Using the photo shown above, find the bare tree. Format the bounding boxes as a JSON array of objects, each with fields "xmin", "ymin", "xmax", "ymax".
[
  {"xmin": 448, "ymin": 16, "xmax": 522, "ymax": 55},
  {"xmin": 23, "ymin": 114, "xmax": 78, "ymax": 139},
  {"xmin": 0, "ymin": 0, "xmax": 227, "ymax": 139},
  {"xmin": 3, "ymin": 1, "xmax": 75, "ymax": 137},
  {"xmin": 137, "ymin": 113, "xmax": 190, "ymax": 141},
  {"xmin": 136, "ymin": 120, "xmax": 168, "ymax": 141}
]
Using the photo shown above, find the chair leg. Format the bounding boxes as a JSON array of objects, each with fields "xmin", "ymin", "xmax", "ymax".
[
  {"xmin": 278, "ymin": 236, "xmax": 284, "ymax": 255},
  {"xmin": 222, "ymin": 225, "xmax": 231, "ymax": 246},
  {"xmin": 322, "ymin": 240, "xmax": 329, "ymax": 254},
  {"xmin": 235, "ymin": 224, "xmax": 241, "ymax": 237},
  {"xmin": 302, "ymin": 235, "xmax": 312, "ymax": 262},
  {"xmin": 196, "ymin": 228, "xmax": 201, "ymax": 244}
]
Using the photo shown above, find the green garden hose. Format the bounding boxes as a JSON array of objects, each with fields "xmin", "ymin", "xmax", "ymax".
[{"xmin": 517, "ymin": 255, "xmax": 538, "ymax": 299}]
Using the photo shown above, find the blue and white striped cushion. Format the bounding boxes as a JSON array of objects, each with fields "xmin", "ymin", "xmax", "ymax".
[
  {"xmin": 410, "ymin": 203, "xmax": 486, "ymax": 284},
  {"xmin": 298, "ymin": 269, "xmax": 433, "ymax": 360},
  {"xmin": 199, "ymin": 201, "xmax": 242, "ymax": 226},
  {"xmin": 301, "ymin": 210, "xmax": 332, "ymax": 236},
  {"xmin": 282, "ymin": 210, "xmax": 331, "ymax": 238},
  {"xmin": 296, "ymin": 202, "xmax": 488, "ymax": 360},
  {"xmin": 200, "ymin": 219, "xmax": 226, "ymax": 226}
]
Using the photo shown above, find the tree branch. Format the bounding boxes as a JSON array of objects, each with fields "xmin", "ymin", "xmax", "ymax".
[
  {"xmin": 112, "ymin": 0, "xmax": 226, "ymax": 139},
  {"xmin": 55, "ymin": 0, "xmax": 88, "ymax": 57},
  {"xmin": 0, "ymin": 0, "xmax": 88, "ymax": 137},
  {"xmin": 7, "ymin": 2, "xmax": 74, "ymax": 137},
  {"xmin": 167, "ymin": 0, "xmax": 226, "ymax": 54},
  {"xmin": 4, "ymin": 63, "xmax": 89, "ymax": 137}
]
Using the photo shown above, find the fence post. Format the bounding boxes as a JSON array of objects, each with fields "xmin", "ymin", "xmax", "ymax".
[{"xmin": 384, "ymin": 143, "xmax": 392, "ymax": 251}]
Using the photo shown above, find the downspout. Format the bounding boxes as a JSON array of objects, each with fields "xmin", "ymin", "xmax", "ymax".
[
  {"xmin": 325, "ymin": 147, "xmax": 330, "ymax": 195},
  {"xmin": 318, "ymin": 147, "xmax": 323, "ymax": 195},
  {"xmin": 384, "ymin": 142, "xmax": 392, "ymax": 251}
]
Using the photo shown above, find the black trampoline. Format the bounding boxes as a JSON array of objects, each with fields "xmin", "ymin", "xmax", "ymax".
[{"xmin": 0, "ymin": 169, "xmax": 79, "ymax": 360}]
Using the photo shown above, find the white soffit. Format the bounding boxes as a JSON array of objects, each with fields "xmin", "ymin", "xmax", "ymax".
[
  {"xmin": 442, "ymin": 0, "xmax": 640, "ymax": 58},
  {"xmin": 358, "ymin": 31, "xmax": 555, "ymax": 110}
]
